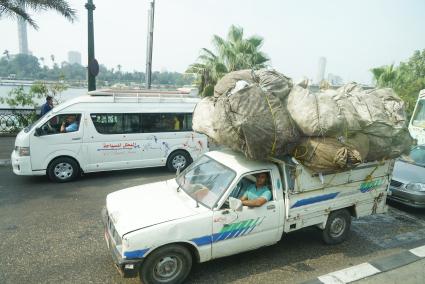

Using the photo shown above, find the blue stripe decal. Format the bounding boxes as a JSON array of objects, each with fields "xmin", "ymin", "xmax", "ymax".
[
  {"xmin": 291, "ymin": 192, "xmax": 339, "ymax": 208},
  {"xmin": 191, "ymin": 235, "xmax": 212, "ymax": 246},
  {"xmin": 124, "ymin": 248, "xmax": 149, "ymax": 259}
]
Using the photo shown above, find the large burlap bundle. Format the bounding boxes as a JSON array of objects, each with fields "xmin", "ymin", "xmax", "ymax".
[
  {"xmin": 192, "ymin": 97, "xmax": 220, "ymax": 141},
  {"xmin": 367, "ymin": 128, "xmax": 414, "ymax": 161},
  {"xmin": 214, "ymin": 70, "xmax": 253, "ymax": 98},
  {"xmin": 213, "ymin": 84, "xmax": 299, "ymax": 160},
  {"xmin": 214, "ymin": 68, "xmax": 293, "ymax": 100},
  {"xmin": 293, "ymin": 134, "xmax": 369, "ymax": 173},
  {"xmin": 287, "ymin": 85, "xmax": 362, "ymax": 137},
  {"xmin": 341, "ymin": 88, "xmax": 407, "ymax": 137}
]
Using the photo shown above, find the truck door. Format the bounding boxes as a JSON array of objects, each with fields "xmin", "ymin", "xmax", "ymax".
[{"xmin": 211, "ymin": 172, "xmax": 280, "ymax": 259}]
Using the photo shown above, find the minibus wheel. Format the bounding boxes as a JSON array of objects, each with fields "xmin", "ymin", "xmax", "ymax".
[
  {"xmin": 140, "ymin": 244, "xmax": 192, "ymax": 284},
  {"xmin": 322, "ymin": 209, "xmax": 351, "ymax": 245},
  {"xmin": 166, "ymin": 151, "xmax": 191, "ymax": 172},
  {"xmin": 47, "ymin": 157, "xmax": 80, "ymax": 183}
]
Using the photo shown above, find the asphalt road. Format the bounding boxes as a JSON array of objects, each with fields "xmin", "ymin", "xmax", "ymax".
[{"xmin": 1, "ymin": 166, "xmax": 425, "ymax": 284}]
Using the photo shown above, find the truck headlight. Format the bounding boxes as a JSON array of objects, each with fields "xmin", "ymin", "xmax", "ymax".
[
  {"xmin": 405, "ymin": 183, "xmax": 425, "ymax": 192},
  {"xmin": 16, "ymin": 147, "xmax": 30, "ymax": 156}
]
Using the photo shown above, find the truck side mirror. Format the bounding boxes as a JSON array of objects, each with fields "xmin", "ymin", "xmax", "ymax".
[{"xmin": 229, "ymin": 197, "xmax": 243, "ymax": 211}]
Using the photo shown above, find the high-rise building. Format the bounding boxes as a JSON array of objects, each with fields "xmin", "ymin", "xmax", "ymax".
[
  {"xmin": 17, "ymin": 16, "xmax": 29, "ymax": 55},
  {"xmin": 68, "ymin": 51, "xmax": 82, "ymax": 65},
  {"xmin": 316, "ymin": 57, "xmax": 327, "ymax": 84}
]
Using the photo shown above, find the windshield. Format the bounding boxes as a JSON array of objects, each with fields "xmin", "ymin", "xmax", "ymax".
[
  {"xmin": 411, "ymin": 99, "xmax": 425, "ymax": 128},
  {"xmin": 24, "ymin": 112, "xmax": 50, "ymax": 133},
  {"xmin": 176, "ymin": 155, "xmax": 236, "ymax": 209},
  {"xmin": 400, "ymin": 146, "xmax": 425, "ymax": 167}
]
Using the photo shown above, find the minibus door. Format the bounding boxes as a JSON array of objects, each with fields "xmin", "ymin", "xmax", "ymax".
[{"xmin": 30, "ymin": 113, "xmax": 84, "ymax": 171}]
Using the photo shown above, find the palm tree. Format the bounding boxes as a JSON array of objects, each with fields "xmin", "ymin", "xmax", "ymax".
[
  {"xmin": 371, "ymin": 64, "xmax": 399, "ymax": 88},
  {"xmin": 3, "ymin": 49, "xmax": 10, "ymax": 60},
  {"xmin": 0, "ymin": 0, "xmax": 76, "ymax": 29},
  {"xmin": 187, "ymin": 25, "xmax": 269, "ymax": 96}
]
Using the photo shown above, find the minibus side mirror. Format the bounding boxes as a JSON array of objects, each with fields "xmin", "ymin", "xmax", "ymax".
[
  {"xmin": 34, "ymin": 127, "xmax": 42, "ymax": 137},
  {"xmin": 176, "ymin": 166, "xmax": 181, "ymax": 176}
]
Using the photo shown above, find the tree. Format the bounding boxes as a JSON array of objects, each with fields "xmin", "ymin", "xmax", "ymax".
[
  {"xmin": 187, "ymin": 25, "xmax": 269, "ymax": 96},
  {"xmin": 370, "ymin": 49, "xmax": 425, "ymax": 117},
  {"xmin": 0, "ymin": 0, "xmax": 76, "ymax": 29}
]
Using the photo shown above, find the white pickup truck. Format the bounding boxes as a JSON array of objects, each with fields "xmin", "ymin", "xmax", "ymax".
[{"xmin": 102, "ymin": 150, "xmax": 393, "ymax": 284}]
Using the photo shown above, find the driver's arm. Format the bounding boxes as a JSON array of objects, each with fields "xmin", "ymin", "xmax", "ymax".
[{"xmin": 241, "ymin": 197, "xmax": 267, "ymax": 207}]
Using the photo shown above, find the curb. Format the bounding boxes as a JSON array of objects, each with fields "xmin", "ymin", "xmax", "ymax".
[
  {"xmin": 0, "ymin": 159, "xmax": 11, "ymax": 167},
  {"xmin": 302, "ymin": 244, "xmax": 425, "ymax": 284}
]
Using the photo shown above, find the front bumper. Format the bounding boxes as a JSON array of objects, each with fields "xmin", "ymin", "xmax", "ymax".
[
  {"xmin": 101, "ymin": 207, "xmax": 143, "ymax": 278},
  {"xmin": 388, "ymin": 187, "xmax": 425, "ymax": 208},
  {"xmin": 11, "ymin": 150, "xmax": 36, "ymax": 175}
]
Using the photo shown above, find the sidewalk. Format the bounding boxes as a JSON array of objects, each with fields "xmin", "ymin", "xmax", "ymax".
[
  {"xmin": 304, "ymin": 244, "xmax": 425, "ymax": 284},
  {"xmin": 0, "ymin": 136, "xmax": 15, "ymax": 166}
]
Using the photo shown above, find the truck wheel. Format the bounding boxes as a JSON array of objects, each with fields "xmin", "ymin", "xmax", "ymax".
[
  {"xmin": 166, "ymin": 151, "xmax": 191, "ymax": 172},
  {"xmin": 322, "ymin": 209, "xmax": 351, "ymax": 245},
  {"xmin": 47, "ymin": 157, "xmax": 80, "ymax": 183},
  {"xmin": 140, "ymin": 244, "xmax": 192, "ymax": 284}
]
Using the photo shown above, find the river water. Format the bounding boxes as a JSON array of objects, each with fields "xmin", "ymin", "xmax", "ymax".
[{"xmin": 0, "ymin": 85, "xmax": 88, "ymax": 109}]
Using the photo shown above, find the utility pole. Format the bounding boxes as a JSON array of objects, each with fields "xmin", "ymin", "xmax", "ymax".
[
  {"xmin": 145, "ymin": 0, "xmax": 155, "ymax": 89},
  {"xmin": 86, "ymin": 0, "xmax": 98, "ymax": 91}
]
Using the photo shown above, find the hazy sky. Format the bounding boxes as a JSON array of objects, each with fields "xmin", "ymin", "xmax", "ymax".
[{"xmin": 1, "ymin": 0, "xmax": 424, "ymax": 84}]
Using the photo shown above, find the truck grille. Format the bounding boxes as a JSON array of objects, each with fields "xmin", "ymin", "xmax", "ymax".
[{"xmin": 390, "ymin": 180, "xmax": 404, "ymax": 188}]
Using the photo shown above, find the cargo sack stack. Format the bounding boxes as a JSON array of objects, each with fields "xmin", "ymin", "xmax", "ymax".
[
  {"xmin": 193, "ymin": 68, "xmax": 299, "ymax": 160},
  {"xmin": 193, "ymin": 70, "xmax": 413, "ymax": 173}
]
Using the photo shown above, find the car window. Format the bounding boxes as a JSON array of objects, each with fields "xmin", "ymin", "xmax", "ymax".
[
  {"xmin": 38, "ymin": 114, "xmax": 81, "ymax": 136},
  {"xmin": 412, "ymin": 99, "xmax": 425, "ymax": 128}
]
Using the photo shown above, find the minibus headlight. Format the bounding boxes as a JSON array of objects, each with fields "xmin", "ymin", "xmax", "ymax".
[{"xmin": 17, "ymin": 147, "xmax": 30, "ymax": 156}]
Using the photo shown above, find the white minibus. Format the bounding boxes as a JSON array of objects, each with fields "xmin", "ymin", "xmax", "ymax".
[{"xmin": 11, "ymin": 89, "xmax": 208, "ymax": 182}]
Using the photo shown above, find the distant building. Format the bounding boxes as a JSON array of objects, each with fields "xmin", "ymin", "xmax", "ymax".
[
  {"xmin": 17, "ymin": 13, "xmax": 29, "ymax": 54},
  {"xmin": 316, "ymin": 57, "xmax": 327, "ymax": 84},
  {"xmin": 327, "ymin": 73, "xmax": 344, "ymax": 85},
  {"xmin": 68, "ymin": 51, "xmax": 82, "ymax": 65}
]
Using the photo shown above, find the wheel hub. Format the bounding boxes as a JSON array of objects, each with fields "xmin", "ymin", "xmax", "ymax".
[
  {"xmin": 154, "ymin": 256, "xmax": 178, "ymax": 279},
  {"xmin": 172, "ymin": 155, "xmax": 186, "ymax": 169},
  {"xmin": 330, "ymin": 217, "xmax": 346, "ymax": 238},
  {"xmin": 54, "ymin": 162, "xmax": 73, "ymax": 180}
]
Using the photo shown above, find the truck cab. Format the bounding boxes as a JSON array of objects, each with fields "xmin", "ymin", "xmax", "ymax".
[{"xmin": 103, "ymin": 150, "xmax": 393, "ymax": 284}]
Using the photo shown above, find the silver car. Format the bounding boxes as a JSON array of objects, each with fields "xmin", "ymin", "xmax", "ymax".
[{"xmin": 388, "ymin": 145, "xmax": 425, "ymax": 208}]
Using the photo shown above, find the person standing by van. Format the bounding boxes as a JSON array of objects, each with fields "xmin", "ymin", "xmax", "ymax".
[{"xmin": 40, "ymin": 96, "xmax": 53, "ymax": 116}]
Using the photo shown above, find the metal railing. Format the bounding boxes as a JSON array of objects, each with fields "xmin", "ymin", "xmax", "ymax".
[{"xmin": 0, "ymin": 109, "xmax": 38, "ymax": 134}]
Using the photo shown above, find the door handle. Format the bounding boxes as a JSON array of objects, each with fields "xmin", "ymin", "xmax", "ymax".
[
  {"xmin": 267, "ymin": 204, "xmax": 275, "ymax": 210},
  {"xmin": 72, "ymin": 137, "xmax": 82, "ymax": 141}
]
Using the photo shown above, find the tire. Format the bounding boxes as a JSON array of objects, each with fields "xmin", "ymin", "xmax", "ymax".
[
  {"xmin": 322, "ymin": 209, "xmax": 351, "ymax": 245},
  {"xmin": 166, "ymin": 151, "xmax": 192, "ymax": 172},
  {"xmin": 47, "ymin": 157, "xmax": 80, "ymax": 183},
  {"xmin": 140, "ymin": 244, "xmax": 192, "ymax": 284}
]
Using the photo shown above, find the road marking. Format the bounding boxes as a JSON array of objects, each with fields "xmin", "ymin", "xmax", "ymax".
[
  {"xmin": 410, "ymin": 245, "xmax": 425, "ymax": 257},
  {"xmin": 318, "ymin": 263, "xmax": 380, "ymax": 283}
]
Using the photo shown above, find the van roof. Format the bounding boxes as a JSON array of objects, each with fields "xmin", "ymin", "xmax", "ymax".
[{"xmin": 51, "ymin": 88, "xmax": 201, "ymax": 114}]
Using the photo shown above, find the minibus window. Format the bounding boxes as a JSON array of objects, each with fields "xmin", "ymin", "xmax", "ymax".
[
  {"xmin": 38, "ymin": 114, "xmax": 81, "ymax": 135},
  {"xmin": 90, "ymin": 114, "xmax": 124, "ymax": 134},
  {"xmin": 141, "ymin": 113, "xmax": 192, "ymax": 133},
  {"xmin": 412, "ymin": 99, "xmax": 425, "ymax": 128}
]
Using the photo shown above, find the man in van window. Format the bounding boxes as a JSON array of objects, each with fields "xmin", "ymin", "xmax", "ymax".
[
  {"xmin": 240, "ymin": 173, "xmax": 271, "ymax": 207},
  {"xmin": 60, "ymin": 115, "xmax": 79, "ymax": 133}
]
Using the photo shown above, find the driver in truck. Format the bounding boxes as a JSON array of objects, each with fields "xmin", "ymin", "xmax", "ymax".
[{"xmin": 240, "ymin": 172, "xmax": 271, "ymax": 207}]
